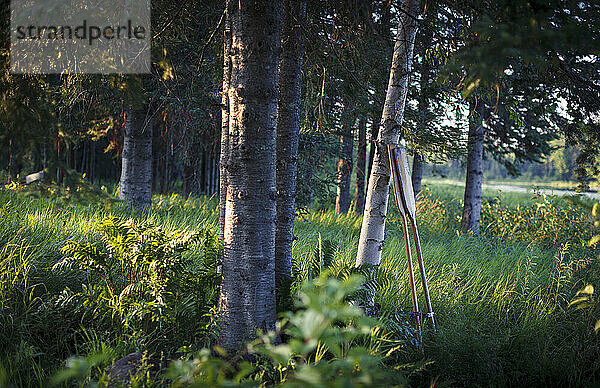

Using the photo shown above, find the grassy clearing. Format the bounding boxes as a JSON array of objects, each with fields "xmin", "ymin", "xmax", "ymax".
[
  {"xmin": 295, "ymin": 184, "xmax": 600, "ymax": 385},
  {"xmin": 1, "ymin": 182, "xmax": 599, "ymax": 386}
]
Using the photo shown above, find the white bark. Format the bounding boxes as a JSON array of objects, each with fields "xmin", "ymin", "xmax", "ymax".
[
  {"xmin": 119, "ymin": 109, "xmax": 152, "ymax": 213},
  {"xmin": 355, "ymin": 0, "xmax": 421, "ymax": 267},
  {"xmin": 461, "ymin": 99, "xmax": 486, "ymax": 234},
  {"xmin": 219, "ymin": 1, "xmax": 282, "ymax": 351}
]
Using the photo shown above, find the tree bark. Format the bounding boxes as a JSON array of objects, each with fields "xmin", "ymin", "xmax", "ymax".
[
  {"xmin": 119, "ymin": 108, "xmax": 153, "ymax": 213},
  {"xmin": 367, "ymin": 113, "xmax": 379, "ymax": 184},
  {"xmin": 275, "ymin": 0, "xmax": 306, "ymax": 290},
  {"xmin": 335, "ymin": 107, "xmax": 354, "ymax": 214},
  {"xmin": 411, "ymin": 153, "xmax": 423, "ymax": 198},
  {"xmin": 353, "ymin": 117, "xmax": 367, "ymax": 214},
  {"xmin": 461, "ymin": 99, "xmax": 486, "ymax": 234},
  {"xmin": 8, "ymin": 138, "xmax": 20, "ymax": 183},
  {"xmin": 219, "ymin": 1, "xmax": 233, "ymax": 242},
  {"xmin": 355, "ymin": 0, "xmax": 421, "ymax": 267},
  {"xmin": 411, "ymin": 24, "xmax": 431, "ymax": 200},
  {"xmin": 219, "ymin": 0, "xmax": 282, "ymax": 351}
]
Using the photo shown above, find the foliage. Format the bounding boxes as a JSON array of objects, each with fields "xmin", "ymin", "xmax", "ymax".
[
  {"xmin": 144, "ymin": 274, "xmax": 407, "ymax": 387},
  {"xmin": 3, "ymin": 169, "xmax": 117, "ymax": 207},
  {"xmin": 569, "ymin": 201, "xmax": 600, "ymax": 332},
  {"xmin": 3, "ymin": 184, "xmax": 600, "ymax": 386},
  {"xmin": 480, "ymin": 193, "xmax": 595, "ymax": 249},
  {"xmin": 52, "ymin": 216, "xmax": 221, "ymax": 348},
  {"xmin": 591, "ymin": 201, "xmax": 600, "ymax": 255}
]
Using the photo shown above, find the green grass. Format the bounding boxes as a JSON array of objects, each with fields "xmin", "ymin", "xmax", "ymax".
[{"xmin": 1, "ymin": 182, "xmax": 599, "ymax": 386}]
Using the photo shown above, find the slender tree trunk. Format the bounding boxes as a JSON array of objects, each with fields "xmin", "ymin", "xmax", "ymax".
[
  {"xmin": 367, "ymin": 113, "xmax": 379, "ymax": 184},
  {"xmin": 153, "ymin": 147, "xmax": 160, "ymax": 193},
  {"xmin": 335, "ymin": 107, "xmax": 354, "ymax": 214},
  {"xmin": 411, "ymin": 153, "xmax": 423, "ymax": 198},
  {"xmin": 90, "ymin": 141, "xmax": 96, "ymax": 184},
  {"xmin": 411, "ymin": 23, "xmax": 431, "ymax": 200},
  {"xmin": 66, "ymin": 143, "xmax": 72, "ymax": 171},
  {"xmin": 8, "ymin": 139, "xmax": 19, "ymax": 182},
  {"xmin": 211, "ymin": 151, "xmax": 217, "ymax": 195},
  {"xmin": 119, "ymin": 108, "xmax": 153, "ymax": 212},
  {"xmin": 163, "ymin": 127, "xmax": 172, "ymax": 193},
  {"xmin": 219, "ymin": 1, "xmax": 232, "ymax": 242},
  {"xmin": 219, "ymin": 0, "xmax": 282, "ymax": 351},
  {"xmin": 353, "ymin": 117, "xmax": 367, "ymax": 214},
  {"xmin": 42, "ymin": 142, "xmax": 47, "ymax": 170},
  {"xmin": 355, "ymin": 0, "xmax": 421, "ymax": 267},
  {"xmin": 275, "ymin": 0, "xmax": 306, "ymax": 290},
  {"xmin": 461, "ymin": 99, "xmax": 486, "ymax": 234},
  {"xmin": 57, "ymin": 138, "xmax": 63, "ymax": 184}
]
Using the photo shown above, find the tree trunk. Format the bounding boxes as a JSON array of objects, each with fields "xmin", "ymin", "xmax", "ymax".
[
  {"xmin": 57, "ymin": 138, "xmax": 63, "ymax": 184},
  {"xmin": 335, "ymin": 107, "xmax": 354, "ymax": 214},
  {"xmin": 355, "ymin": 0, "xmax": 421, "ymax": 267},
  {"xmin": 163, "ymin": 126, "xmax": 172, "ymax": 194},
  {"xmin": 275, "ymin": 0, "xmax": 306, "ymax": 290},
  {"xmin": 8, "ymin": 139, "xmax": 19, "ymax": 182},
  {"xmin": 219, "ymin": 1, "xmax": 232, "ymax": 242},
  {"xmin": 90, "ymin": 141, "xmax": 96, "ymax": 184},
  {"xmin": 353, "ymin": 117, "xmax": 367, "ymax": 214},
  {"xmin": 219, "ymin": 0, "xmax": 282, "ymax": 351},
  {"xmin": 411, "ymin": 153, "xmax": 423, "ymax": 198},
  {"xmin": 411, "ymin": 23, "xmax": 431, "ymax": 201},
  {"xmin": 119, "ymin": 109, "xmax": 153, "ymax": 212},
  {"xmin": 367, "ymin": 113, "xmax": 379, "ymax": 185},
  {"xmin": 461, "ymin": 99, "xmax": 486, "ymax": 234}
]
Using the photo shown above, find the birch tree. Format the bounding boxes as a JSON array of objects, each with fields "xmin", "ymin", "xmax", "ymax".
[
  {"xmin": 119, "ymin": 108, "xmax": 153, "ymax": 213},
  {"xmin": 461, "ymin": 99, "xmax": 486, "ymax": 234},
  {"xmin": 355, "ymin": 0, "xmax": 421, "ymax": 267},
  {"xmin": 218, "ymin": 0, "xmax": 282, "ymax": 351}
]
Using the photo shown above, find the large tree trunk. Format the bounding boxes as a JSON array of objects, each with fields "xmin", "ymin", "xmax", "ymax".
[
  {"xmin": 275, "ymin": 0, "xmax": 306, "ymax": 290},
  {"xmin": 461, "ymin": 99, "xmax": 486, "ymax": 234},
  {"xmin": 335, "ymin": 107, "xmax": 354, "ymax": 214},
  {"xmin": 219, "ymin": 1, "xmax": 232, "ymax": 242},
  {"xmin": 119, "ymin": 109, "xmax": 153, "ymax": 213},
  {"xmin": 219, "ymin": 0, "xmax": 282, "ymax": 351},
  {"xmin": 353, "ymin": 117, "xmax": 367, "ymax": 214},
  {"xmin": 411, "ymin": 153, "xmax": 423, "ymax": 198},
  {"xmin": 355, "ymin": 0, "xmax": 421, "ymax": 267}
]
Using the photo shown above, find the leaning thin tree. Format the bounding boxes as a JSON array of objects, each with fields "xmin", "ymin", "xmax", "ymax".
[
  {"xmin": 355, "ymin": 0, "xmax": 421, "ymax": 267},
  {"xmin": 218, "ymin": 1, "xmax": 282, "ymax": 351}
]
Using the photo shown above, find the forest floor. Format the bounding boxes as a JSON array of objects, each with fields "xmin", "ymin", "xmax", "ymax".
[{"xmin": 1, "ymin": 181, "xmax": 600, "ymax": 386}]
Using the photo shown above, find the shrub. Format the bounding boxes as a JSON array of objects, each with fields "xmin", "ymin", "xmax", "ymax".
[
  {"xmin": 56, "ymin": 273, "xmax": 410, "ymax": 387},
  {"xmin": 52, "ymin": 216, "xmax": 221, "ymax": 350},
  {"xmin": 481, "ymin": 194, "xmax": 594, "ymax": 248}
]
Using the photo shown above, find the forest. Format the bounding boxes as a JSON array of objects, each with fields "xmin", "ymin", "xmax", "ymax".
[{"xmin": 1, "ymin": 0, "xmax": 600, "ymax": 386}]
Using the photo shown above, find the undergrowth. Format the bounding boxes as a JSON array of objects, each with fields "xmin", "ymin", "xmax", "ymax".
[{"xmin": 1, "ymin": 182, "xmax": 600, "ymax": 386}]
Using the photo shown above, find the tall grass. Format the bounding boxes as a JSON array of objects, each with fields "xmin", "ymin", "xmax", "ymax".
[{"xmin": 0, "ymin": 182, "xmax": 599, "ymax": 386}]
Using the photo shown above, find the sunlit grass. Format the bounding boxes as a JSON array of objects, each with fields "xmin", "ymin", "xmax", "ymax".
[{"xmin": 0, "ymin": 182, "xmax": 599, "ymax": 386}]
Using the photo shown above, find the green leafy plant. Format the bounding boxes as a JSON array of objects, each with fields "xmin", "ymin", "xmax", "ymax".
[
  {"xmin": 481, "ymin": 194, "xmax": 594, "ymax": 248},
  {"xmin": 568, "ymin": 201, "xmax": 600, "ymax": 331},
  {"xmin": 166, "ymin": 272, "xmax": 408, "ymax": 387},
  {"xmin": 52, "ymin": 216, "xmax": 221, "ymax": 345}
]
